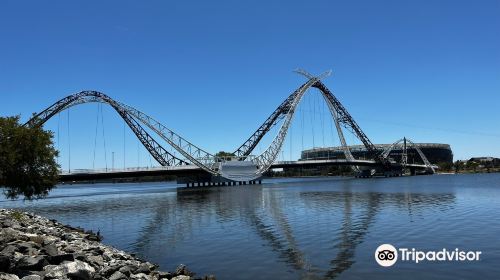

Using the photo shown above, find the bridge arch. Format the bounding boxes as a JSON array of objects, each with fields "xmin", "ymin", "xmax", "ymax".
[
  {"xmin": 27, "ymin": 91, "xmax": 189, "ymax": 167},
  {"xmin": 28, "ymin": 73, "xmax": 409, "ymax": 181},
  {"xmin": 381, "ymin": 138, "xmax": 435, "ymax": 174},
  {"xmin": 233, "ymin": 73, "xmax": 389, "ymax": 178}
]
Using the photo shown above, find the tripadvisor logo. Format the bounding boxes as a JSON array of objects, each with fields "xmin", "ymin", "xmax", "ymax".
[
  {"xmin": 375, "ymin": 244, "xmax": 482, "ymax": 267},
  {"xmin": 375, "ymin": 244, "xmax": 398, "ymax": 267}
]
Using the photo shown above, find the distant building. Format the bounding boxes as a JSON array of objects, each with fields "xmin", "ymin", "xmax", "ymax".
[
  {"xmin": 468, "ymin": 157, "xmax": 500, "ymax": 168},
  {"xmin": 301, "ymin": 143, "xmax": 453, "ymax": 164}
]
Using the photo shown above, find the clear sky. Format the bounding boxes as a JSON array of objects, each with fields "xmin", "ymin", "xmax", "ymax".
[{"xmin": 1, "ymin": 0, "xmax": 499, "ymax": 170}]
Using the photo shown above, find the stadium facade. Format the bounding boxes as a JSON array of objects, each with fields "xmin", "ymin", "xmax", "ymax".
[{"xmin": 301, "ymin": 143, "xmax": 453, "ymax": 164}]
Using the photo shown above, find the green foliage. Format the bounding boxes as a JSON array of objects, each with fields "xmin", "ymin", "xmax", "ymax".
[
  {"xmin": 465, "ymin": 161, "xmax": 479, "ymax": 172},
  {"xmin": 9, "ymin": 210, "xmax": 25, "ymax": 221},
  {"xmin": 454, "ymin": 160, "xmax": 463, "ymax": 173},
  {"xmin": 215, "ymin": 151, "xmax": 235, "ymax": 161},
  {"xmin": 437, "ymin": 162, "xmax": 453, "ymax": 172},
  {"xmin": 0, "ymin": 116, "xmax": 59, "ymax": 200}
]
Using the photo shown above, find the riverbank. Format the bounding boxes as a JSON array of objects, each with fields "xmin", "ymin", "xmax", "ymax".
[{"xmin": 0, "ymin": 209, "xmax": 215, "ymax": 280}]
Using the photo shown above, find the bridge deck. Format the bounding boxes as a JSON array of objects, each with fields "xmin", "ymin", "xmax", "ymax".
[{"xmin": 59, "ymin": 159, "xmax": 434, "ymax": 182}]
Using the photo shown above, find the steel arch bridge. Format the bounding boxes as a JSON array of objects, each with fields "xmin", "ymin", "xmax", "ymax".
[{"xmin": 26, "ymin": 71, "xmax": 435, "ymax": 182}]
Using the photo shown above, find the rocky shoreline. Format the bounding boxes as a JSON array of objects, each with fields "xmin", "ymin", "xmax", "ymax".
[{"xmin": 0, "ymin": 209, "xmax": 215, "ymax": 280}]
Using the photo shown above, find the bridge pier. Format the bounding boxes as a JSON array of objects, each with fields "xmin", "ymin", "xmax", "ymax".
[{"xmin": 178, "ymin": 175, "xmax": 263, "ymax": 189}]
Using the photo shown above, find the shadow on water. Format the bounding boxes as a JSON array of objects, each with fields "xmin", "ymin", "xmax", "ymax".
[{"xmin": 130, "ymin": 181, "xmax": 455, "ymax": 280}]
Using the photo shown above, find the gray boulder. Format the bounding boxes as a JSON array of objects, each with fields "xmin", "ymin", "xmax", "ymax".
[
  {"xmin": 0, "ymin": 245, "xmax": 17, "ymax": 257},
  {"xmin": 84, "ymin": 255, "xmax": 104, "ymax": 268},
  {"xmin": 0, "ymin": 256, "xmax": 10, "ymax": 272},
  {"xmin": 40, "ymin": 244, "xmax": 58, "ymax": 257},
  {"xmin": 16, "ymin": 256, "xmax": 48, "ymax": 271},
  {"xmin": 130, "ymin": 273, "xmax": 152, "ymax": 280},
  {"xmin": 108, "ymin": 271, "xmax": 127, "ymax": 280},
  {"xmin": 171, "ymin": 276, "xmax": 191, "ymax": 280},
  {"xmin": 175, "ymin": 264, "xmax": 193, "ymax": 276},
  {"xmin": 0, "ymin": 273, "xmax": 20, "ymax": 280},
  {"xmin": 118, "ymin": 265, "xmax": 136, "ymax": 276},
  {"xmin": 47, "ymin": 254, "xmax": 74, "ymax": 265},
  {"xmin": 20, "ymin": 275, "xmax": 41, "ymax": 280},
  {"xmin": 100, "ymin": 265, "xmax": 120, "ymax": 277},
  {"xmin": 44, "ymin": 260, "xmax": 95, "ymax": 280},
  {"xmin": 134, "ymin": 263, "xmax": 151, "ymax": 274}
]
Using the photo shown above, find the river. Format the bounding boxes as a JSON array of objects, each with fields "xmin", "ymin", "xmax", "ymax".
[{"xmin": 1, "ymin": 174, "xmax": 499, "ymax": 279}]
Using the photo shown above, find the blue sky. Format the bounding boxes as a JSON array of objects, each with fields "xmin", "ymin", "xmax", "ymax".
[{"xmin": 1, "ymin": 0, "xmax": 499, "ymax": 170}]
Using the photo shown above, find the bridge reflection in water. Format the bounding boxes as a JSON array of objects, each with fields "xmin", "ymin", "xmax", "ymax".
[
  {"xmin": 126, "ymin": 179, "xmax": 455, "ymax": 279},
  {"xmin": 5, "ymin": 175, "xmax": 499, "ymax": 279}
]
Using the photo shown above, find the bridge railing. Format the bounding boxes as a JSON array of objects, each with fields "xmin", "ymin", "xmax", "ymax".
[{"xmin": 59, "ymin": 165, "xmax": 196, "ymax": 175}]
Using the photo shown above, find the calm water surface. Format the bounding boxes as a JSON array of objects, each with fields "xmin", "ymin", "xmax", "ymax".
[{"xmin": 1, "ymin": 174, "xmax": 499, "ymax": 279}]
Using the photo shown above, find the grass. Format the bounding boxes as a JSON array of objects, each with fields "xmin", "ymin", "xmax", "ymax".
[{"xmin": 9, "ymin": 210, "xmax": 26, "ymax": 222}]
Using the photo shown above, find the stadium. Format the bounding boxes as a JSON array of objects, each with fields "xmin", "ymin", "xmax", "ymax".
[{"xmin": 301, "ymin": 143, "xmax": 453, "ymax": 164}]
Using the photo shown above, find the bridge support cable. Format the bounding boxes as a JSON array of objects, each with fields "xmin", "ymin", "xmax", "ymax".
[
  {"xmin": 116, "ymin": 109, "xmax": 188, "ymax": 167},
  {"xmin": 115, "ymin": 102, "xmax": 220, "ymax": 174},
  {"xmin": 232, "ymin": 82, "xmax": 307, "ymax": 157},
  {"xmin": 236, "ymin": 70, "xmax": 383, "ymax": 175},
  {"xmin": 231, "ymin": 70, "xmax": 381, "ymax": 176},
  {"xmin": 26, "ymin": 91, "xmax": 188, "ymax": 168},
  {"xmin": 253, "ymin": 75, "xmax": 327, "ymax": 174},
  {"xmin": 92, "ymin": 104, "xmax": 99, "ymax": 169},
  {"xmin": 56, "ymin": 112, "xmax": 60, "ymax": 166},
  {"xmin": 99, "ymin": 104, "xmax": 108, "ymax": 171},
  {"xmin": 123, "ymin": 119, "xmax": 126, "ymax": 169},
  {"xmin": 67, "ymin": 108, "xmax": 71, "ymax": 173},
  {"xmin": 28, "ymin": 72, "xmax": 418, "ymax": 181}
]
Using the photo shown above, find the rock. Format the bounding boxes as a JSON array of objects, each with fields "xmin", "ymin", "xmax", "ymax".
[
  {"xmin": 85, "ymin": 255, "xmax": 104, "ymax": 268},
  {"xmin": 100, "ymin": 265, "xmax": 120, "ymax": 277},
  {"xmin": 0, "ymin": 230, "xmax": 16, "ymax": 244},
  {"xmin": 17, "ymin": 242, "xmax": 40, "ymax": 250},
  {"xmin": 74, "ymin": 254, "xmax": 86, "ymax": 262},
  {"xmin": 43, "ymin": 265, "xmax": 64, "ymax": 279},
  {"xmin": 60, "ymin": 234, "xmax": 74, "ymax": 242},
  {"xmin": 40, "ymin": 244, "xmax": 59, "ymax": 256},
  {"xmin": 109, "ymin": 271, "xmax": 127, "ymax": 280},
  {"xmin": 175, "ymin": 264, "xmax": 194, "ymax": 276},
  {"xmin": 15, "ymin": 242, "xmax": 39, "ymax": 256},
  {"xmin": 65, "ymin": 261, "xmax": 95, "ymax": 280},
  {"xmin": 1, "ymin": 245, "xmax": 17, "ymax": 257},
  {"xmin": 89, "ymin": 247, "xmax": 104, "ymax": 256},
  {"xmin": 44, "ymin": 261, "xmax": 95, "ymax": 280},
  {"xmin": 131, "ymin": 273, "xmax": 152, "ymax": 280},
  {"xmin": 118, "ymin": 265, "xmax": 136, "ymax": 276},
  {"xmin": 0, "ymin": 256, "xmax": 10, "ymax": 272},
  {"xmin": 0, "ymin": 273, "xmax": 20, "ymax": 280},
  {"xmin": 16, "ymin": 256, "xmax": 48, "ymax": 271},
  {"xmin": 157, "ymin": 271, "xmax": 172, "ymax": 279},
  {"xmin": 20, "ymin": 275, "xmax": 41, "ymax": 280},
  {"xmin": 171, "ymin": 276, "xmax": 191, "ymax": 280},
  {"xmin": 85, "ymin": 234, "xmax": 101, "ymax": 242},
  {"xmin": 47, "ymin": 254, "xmax": 74, "ymax": 265},
  {"xmin": 134, "ymin": 263, "xmax": 151, "ymax": 274},
  {"xmin": 2, "ymin": 220, "xmax": 15, "ymax": 228},
  {"xmin": 0, "ymin": 210, "xmax": 208, "ymax": 280}
]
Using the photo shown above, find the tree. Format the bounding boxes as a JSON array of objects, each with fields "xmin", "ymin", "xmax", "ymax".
[
  {"xmin": 465, "ymin": 160, "xmax": 480, "ymax": 173},
  {"xmin": 0, "ymin": 116, "xmax": 59, "ymax": 200},
  {"xmin": 437, "ymin": 162, "xmax": 453, "ymax": 172},
  {"xmin": 453, "ymin": 160, "xmax": 462, "ymax": 173},
  {"xmin": 215, "ymin": 151, "xmax": 235, "ymax": 161}
]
